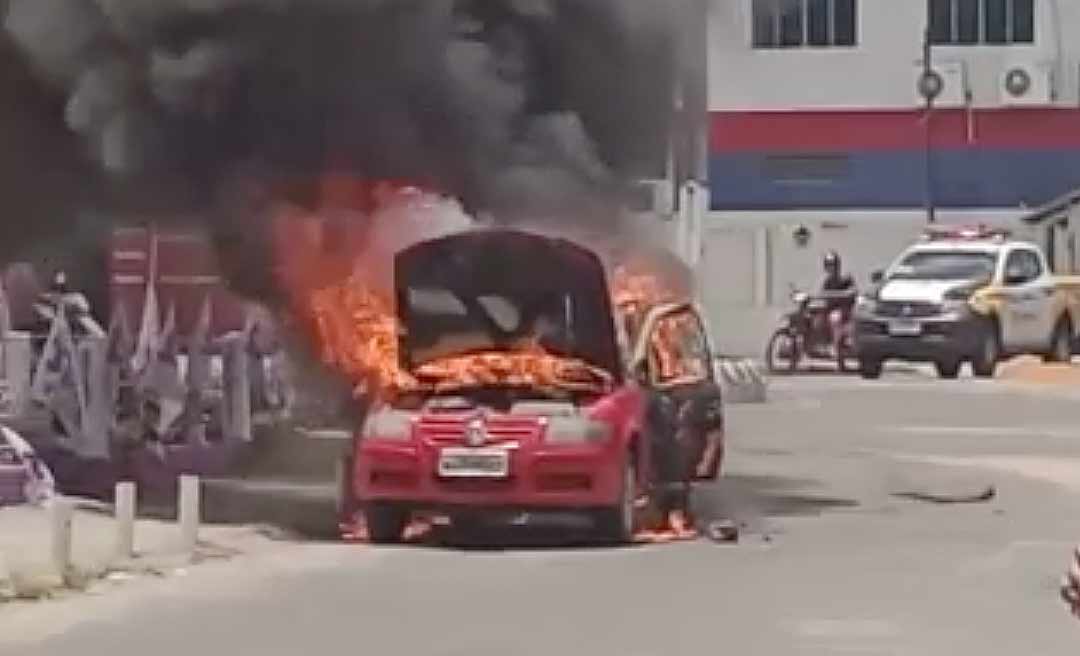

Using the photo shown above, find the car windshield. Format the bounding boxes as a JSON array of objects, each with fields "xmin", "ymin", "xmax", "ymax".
[
  {"xmin": 890, "ymin": 251, "xmax": 998, "ymax": 281},
  {"xmin": 403, "ymin": 286, "xmax": 580, "ymax": 365}
]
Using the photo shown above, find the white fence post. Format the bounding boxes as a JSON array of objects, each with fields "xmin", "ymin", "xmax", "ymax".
[
  {"xmin": 114, "ymin": 482, "xmax": 137, "ymax": 562},
  {"xmin": 178, "ymin": 475, "xmax": 201, "ymax": 558},
  {"xmin": 51, "ymin": 497, "xmax": 74, "ymax": 583}
]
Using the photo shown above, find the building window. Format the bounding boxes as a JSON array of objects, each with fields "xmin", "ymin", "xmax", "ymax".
[
  {"xmin": 752, "ymin": 0, "xmax": 857, "ymax": 49},
  {"xmin": 929, "ymin": 0, "xmax": 1034, "ymax": 45}
]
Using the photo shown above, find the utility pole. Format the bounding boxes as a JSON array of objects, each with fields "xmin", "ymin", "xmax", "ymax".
[{"xmin": 922, "ymin": 1, "xmax": 937, "ymax": 224}]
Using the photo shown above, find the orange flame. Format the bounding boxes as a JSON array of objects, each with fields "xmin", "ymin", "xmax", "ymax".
[{"xmin": 273, "ymin": 179, "xmax": 697, "ymax": 402}]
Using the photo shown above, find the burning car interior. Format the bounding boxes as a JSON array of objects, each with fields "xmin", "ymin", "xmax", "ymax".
[{"xmin": 393, "ymin": 230, "xmax": 621, "ymax": 405}]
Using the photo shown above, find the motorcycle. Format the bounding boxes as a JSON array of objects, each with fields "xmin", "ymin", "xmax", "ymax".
[{"xmin": 765, "ymin": 289, "xmax": 855, "ymax": 374}]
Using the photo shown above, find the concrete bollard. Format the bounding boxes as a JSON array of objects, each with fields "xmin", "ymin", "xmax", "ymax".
[
  {"xmin": 715, "ymin": 357, "xmax": 768, "ymax": 404},
  {"xmin": 50, "ymin": 497, "xmax": 74, "ymax": 583},
  {"xmin": 114, "ymin": 482, "xmax": 137, "ymax": 562},
  {"xmin": 178, "ymin": 475, "xmax": 201, "ymax": 557}
]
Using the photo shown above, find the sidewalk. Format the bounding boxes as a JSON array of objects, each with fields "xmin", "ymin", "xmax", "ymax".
[{"xmin": 0, "ymin": 501, "xmax": 271, "ymax": 602}]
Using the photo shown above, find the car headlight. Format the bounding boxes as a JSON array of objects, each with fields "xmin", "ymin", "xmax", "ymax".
[
  {"xmin": 361, "ymin": 409, "xmax": 415, "ymax": 442},
  {"xmin": 543, "ymin": 417, "xmax": 614, "ymax": 445},
  {"xmin": 941, "ymin": 300, "xmax": 970, "ymax": 318}
]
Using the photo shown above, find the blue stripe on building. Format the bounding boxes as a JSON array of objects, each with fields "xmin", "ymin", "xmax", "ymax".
[{"xmin": 709, "ymin": 150, "xmax": 1080, "ymax": 210}]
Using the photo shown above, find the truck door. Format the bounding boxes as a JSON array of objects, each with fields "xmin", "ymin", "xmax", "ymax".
[
  {"xmin": 1001, "ymin": 248, "xmax": 1053, "ymax": 350},
  {"xmin": 632, "ymin": 305, "xmax": 725, "ymax": 488}
]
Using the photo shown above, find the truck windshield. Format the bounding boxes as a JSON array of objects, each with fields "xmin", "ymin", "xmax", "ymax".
[{"xmin": 891, "ymin": 251, "xmax": 998, "ymax": 281}]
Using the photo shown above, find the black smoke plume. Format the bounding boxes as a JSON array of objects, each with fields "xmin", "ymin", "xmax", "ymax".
[{"xmin": 2, "ymin": 0, "xmax": 683, "ymax": 301}]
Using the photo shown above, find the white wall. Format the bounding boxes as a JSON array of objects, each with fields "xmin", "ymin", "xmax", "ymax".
[{"xmin": 708, "ymin": 0, "xmax": 1080, "ymax": 111}]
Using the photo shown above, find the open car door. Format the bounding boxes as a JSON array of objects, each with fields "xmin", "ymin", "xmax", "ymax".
[{"xmin": 631, "ymin": 303, "xmax": 725, "ymax": 485}]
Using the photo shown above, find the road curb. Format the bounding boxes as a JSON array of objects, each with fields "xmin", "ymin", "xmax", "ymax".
[{"xmin": 716, "ymin": 358, "xmax": 768, "ymax": 404}]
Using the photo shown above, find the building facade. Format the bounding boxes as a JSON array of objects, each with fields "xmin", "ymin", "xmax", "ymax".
[
  {"xmin": 708, "ymin": 0, "xmax": 1080, "ymax": 213},
  {"xmin": 699, "ymin": 0, "xmax": 1080, "ymax": 355}
]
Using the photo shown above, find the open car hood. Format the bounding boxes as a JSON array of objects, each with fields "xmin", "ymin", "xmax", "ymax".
[{"xmin": 395, "ymin": 230, "xmax": 622, "ymax": 380}]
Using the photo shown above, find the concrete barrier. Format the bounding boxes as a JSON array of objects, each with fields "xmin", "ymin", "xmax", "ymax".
[{"xmin": 715, "ymin": 358, "xmax": 767, "ymax": 404}]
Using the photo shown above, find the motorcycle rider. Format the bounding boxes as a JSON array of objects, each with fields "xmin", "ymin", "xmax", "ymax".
[{"xmin": 820, "ymin": 251, "xmax": 857, "ymax": 354}]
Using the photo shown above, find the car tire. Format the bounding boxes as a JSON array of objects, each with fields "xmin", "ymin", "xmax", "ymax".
[
  {"xmin": 595, "ymin": 456, "xmax": 637, "ymax": 545},
  {"xmin": 364, "ymin": 503, "xmax": 409, "ymax": 545},
  {"xmin": 859, "ymin": 358, "xmax": 883, "ymax": 380},
  {"xmin": 935, "ymin": 360, "xmax": 961, "ymax": 379},
  {"xmin": 1044, "ymin": 318, "xmax": 1073, "ymax": 364},
  {"xmin": 972, "ymin": 321, "xmax": 1001, "ymax": 379}
]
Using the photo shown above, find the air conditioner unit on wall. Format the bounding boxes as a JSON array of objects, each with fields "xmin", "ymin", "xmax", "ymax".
[
  {"xmin": 913, "ymin": 60, "xmax": 969, "ymax": 108},
  {"xmin": 1000, "ymin": 62, "xmax": 1055, "ymax": 107}
]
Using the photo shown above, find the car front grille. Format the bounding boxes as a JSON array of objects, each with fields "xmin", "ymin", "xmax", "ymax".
[
  {"xmin": 417, "ymin": 417, "xmax": 540, "ymax": 445},
  {"xmin": 875, "ymin": 301, "xmax": 941, "ymax": 318}
]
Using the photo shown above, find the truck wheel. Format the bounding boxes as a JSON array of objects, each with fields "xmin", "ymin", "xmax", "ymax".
[
  {"xmin": 595, "ymin": 456, "xmax": 637, "ymax": 545},
  {"xmin": 859, "ymin": 358, "xmax": 883, "ymax": 380},
  {"xmin": 972, "ymin": 322, "xmax": 1001, "ymax": 378},
  {"xmin": 1044, "ymin": 318, "xmax": 1073, "ymax": 363},
  {"xmin": 935, "ymin": 360, "xmax": 961, "ymax": 379},
  {"xmin": 364, "ymin": 503, "xmax": 409, "ymax": 545}
]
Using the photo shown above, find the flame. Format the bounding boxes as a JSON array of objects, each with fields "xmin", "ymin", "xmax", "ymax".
[
  {"xmin": 411, "ymin": 348, "xmax": 612, "ymax": 396},
  {"xmin": 610, "ymin": 263, "xmax": 705, "ymax": 386},
  {"xmin": 274, "ymin": 179, "xmax": 620, "ymax": 402},
  {"xmin": 308, "ymin": 275, "xmax": 416, "ymax": 395},
  {"xmin": 273, "ymin": 178, "xmax": 702, "ymax": 402}
]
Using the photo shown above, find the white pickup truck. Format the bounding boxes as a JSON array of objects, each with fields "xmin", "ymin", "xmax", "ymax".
[{"xmin": 853, "ymin": 227, "xmax": 1080, "ymax": 379}]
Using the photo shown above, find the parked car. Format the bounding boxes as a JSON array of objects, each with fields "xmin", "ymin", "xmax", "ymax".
[
  {"xmin": 338, "ymin": 230, "xmax": 725, "ymax": 544},
  {"xmin": 854, "ymin": 226, "xmax": 1080, "ymax": 379}
]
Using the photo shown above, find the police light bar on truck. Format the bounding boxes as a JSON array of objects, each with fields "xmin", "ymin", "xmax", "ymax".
[{"xmin": 919, "ymin": 225, "xmax": 1011, "ymax": 243}]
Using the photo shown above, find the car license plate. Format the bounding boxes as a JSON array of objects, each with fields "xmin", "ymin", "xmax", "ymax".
[
  {"xmin": 438, "ymin": 448, "xmax": 510, "ymax": 479},
  {"xmin": 888, "ymin": 320, "xmax": 922, "ymax": 337}
]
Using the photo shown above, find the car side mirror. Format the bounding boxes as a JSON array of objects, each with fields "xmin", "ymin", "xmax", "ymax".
[{"xmin": 870, "ymin": 270, "xmax": 884, "ymax": 284}]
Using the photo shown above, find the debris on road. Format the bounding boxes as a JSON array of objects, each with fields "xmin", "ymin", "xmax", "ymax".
[
  {"xmin": 704, "ymin": 520, "xmax": 740, "ymax": 544},
  {"xmin": 892, "ymin": 485, "xmax": 996, "ymax": 505}
]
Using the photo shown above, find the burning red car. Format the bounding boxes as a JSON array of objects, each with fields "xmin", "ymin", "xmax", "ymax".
[{"xmin": 336, "ymin": 230, "xmax": 725, "ymax": 544}]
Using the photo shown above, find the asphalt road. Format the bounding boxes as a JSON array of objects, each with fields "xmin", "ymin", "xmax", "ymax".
[{"xmin": 7, "ymin": 371, "xmax": 1080, "ymax": 655}]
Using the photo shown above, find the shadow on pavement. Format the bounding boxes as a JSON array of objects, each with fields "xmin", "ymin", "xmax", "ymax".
[{"xmin": 693, "ymin": 473, "xmax": 858, "ymax": 529}]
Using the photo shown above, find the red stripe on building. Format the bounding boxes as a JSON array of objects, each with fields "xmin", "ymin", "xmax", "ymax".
[{"xmin": 711, "ymin": 108, "xmax": 1080, "ymax": 152}]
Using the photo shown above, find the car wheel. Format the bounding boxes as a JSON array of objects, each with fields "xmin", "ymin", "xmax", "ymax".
[
  {"xmin": 935, "ymin": 360, "xmax": 961, "ymax": 379},
  {"xmin": 1045, "ymin": 318, "xmax": 1073, "ymax": 363},
  {"xmin": 595, "ymin": 456, "xmax": 637, "ymax": 545},
  {"xmin": 859, "ymin": 358, "xmax": 883, "ymax": 380},
  {"xmin": 364, "ymin": 503, "xmax": 409, "ymax": 545},
  {"xmin": 972, "ymin": 322, "xmax": 1001, "ymax": 379}
]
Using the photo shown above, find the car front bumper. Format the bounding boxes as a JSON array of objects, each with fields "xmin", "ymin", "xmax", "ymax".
[
  {"xmin": 854, "ymin": 315, "xmax": 982, "ymax": 363},
  {"xmin": 353, "ymin": 440, "xmax": 623, "ymax": 511}
]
